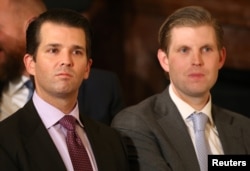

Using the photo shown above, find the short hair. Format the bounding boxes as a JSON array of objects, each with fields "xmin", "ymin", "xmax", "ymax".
[
  {"xmin": 158, "ymin": 6, "xmax": 224, "ymax": 54},
  {"xmin": 26, "ymin": 8, "xmax": 92, "ymax": 59}
]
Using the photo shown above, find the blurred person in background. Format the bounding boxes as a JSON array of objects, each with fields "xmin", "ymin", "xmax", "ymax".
[{"xmin": 0, "ymin": 0, "xmax": 46, "ymax": 120}]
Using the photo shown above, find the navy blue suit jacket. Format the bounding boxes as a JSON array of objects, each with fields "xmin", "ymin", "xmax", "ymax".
[{"xmin": 78, "ymin": 68, "xmax": 124, "ymax": 125}]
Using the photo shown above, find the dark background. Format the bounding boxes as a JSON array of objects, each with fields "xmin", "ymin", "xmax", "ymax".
[{"xmin": 44, "ymin": 0, "xmax": 250, "ymax": 118}]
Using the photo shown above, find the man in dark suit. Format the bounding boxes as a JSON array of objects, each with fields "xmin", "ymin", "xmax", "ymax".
[
  {"xmin": 0, "ymin": 0, "xmax": 124, "ymax": 124},
  {"xmin": 112, "ymin": 6, "xmax": 250, "ymax": 171},
  {"xmin": 0, "ymin": 8, "xmax": 129, "ymax": 171}
]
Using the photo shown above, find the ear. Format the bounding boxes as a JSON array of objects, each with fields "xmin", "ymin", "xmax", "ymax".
[
  {"xmin": 23, "ymin": 54, "xmax": 36, "ymax": 76},
  {"xmin": 218, "ymin": 47, "xmax": 226, "ymax": 69},
  {"xmin": 83, "ymin": 58, "xmax": 93, "ymax": 79},
  {"xmin": 157, "ymin": 49, "xmax": 169, "ymax": 72}
]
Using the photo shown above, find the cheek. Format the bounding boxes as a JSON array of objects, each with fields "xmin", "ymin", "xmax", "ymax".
[
  {"xmin": 33, "ymin": 60, "xmax": 52, "ymax": 77},
  {"xmin": 74, "ymin": 60, "xmax": 90, "ymax": 77},
  {"xmin": 168, "ymin": 58, "xmax": 184, "ymax": 72},
  {"xmin": 81, "ymin": 63, "xmax": 91, "ymax": 78}
]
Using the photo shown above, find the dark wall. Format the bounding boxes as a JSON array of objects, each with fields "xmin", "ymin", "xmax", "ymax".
[
  {"xmin": 121, "ymin": 0, "xmax": 250, "ymax": 118},
  {"xmin": 44, "ymin": 0, "xmax": 250, "ymax": 117}
]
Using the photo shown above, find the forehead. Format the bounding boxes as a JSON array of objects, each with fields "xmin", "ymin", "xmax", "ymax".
[
  {"xmin": 0, "ymin": 1, "xmax": 21, "ymax": 28},
  {"xmin": 0, "ymin": 0, "xmax": 18, "ymax": 17},
  {"xmin": 38, "ymin": 22, "xmax": 86, "ymax": 46},
  {"xmin": 0, "ymin": 0, "xmax": 11, "ymax": 11},
  {"xmin": 170, "ymin": 25, "xmax": 216, "ymax": 43}
]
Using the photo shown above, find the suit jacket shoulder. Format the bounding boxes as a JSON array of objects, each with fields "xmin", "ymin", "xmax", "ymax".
[
  {"xmin": 212, "ymin": 105, "xmax": 250, "ymax": 154},
  {"xmin": 78, "ymin": 68, "xmax": 124, "ymax": 125},
  {"xmin": 0, "ymin": 101, "xmax": 67, "ymax": 171},
  {"xmin": 80, "ymin": 114, "xmax": 129, "ymax": 171},
  {"xmin": 0, "ymin": 100, "xmax": 129, "ymax": 171},
  {"xmin": 112, "ymin": 87, "xmax": 200, "ymax": 171}
]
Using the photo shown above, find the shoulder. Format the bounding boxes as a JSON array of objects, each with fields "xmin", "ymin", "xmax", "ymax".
[
  {"xmin": 88, "ymin": 68, "xmax": 119, "ymax": 82},
  {"xmin": 0, "ymin": 100, "xmax": 39, "ymax": 140},
  {"xmin": 0, "ymin": 108, "xmax": 26, "ymax": 148},
  {"xmin": 82, "ymin": 115, "xmax": 121, "ymax": 138},
  {"xmin": 113, "ymin": 87, "xmax": 171, "ymax": 119},
  {"xmin": 212, "ymin": 105, "xmax": 250, "ymax": 129},
  {"xmin": 111, "ymin": 91, "xmax": 166, "ymax": 130},
  {"xmin": 80, "ymin": 68, "xmax": 121, "ymax": 91}
]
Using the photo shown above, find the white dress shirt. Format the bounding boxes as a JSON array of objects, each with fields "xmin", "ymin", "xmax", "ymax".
[
  {"xmin": 0, "ymin": 75, "xmax": 30, "ymax": 121},
  {"xmin": 168, "ymin": 84, "xmax": 224, "ymax": 155}
]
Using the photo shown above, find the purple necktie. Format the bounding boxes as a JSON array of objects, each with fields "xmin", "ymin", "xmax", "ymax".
[{"xmin": 59, "ymin": 115, "xmax": 93, "ymax": 171}]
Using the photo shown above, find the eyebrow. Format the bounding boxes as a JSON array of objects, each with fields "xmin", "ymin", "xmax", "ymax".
[
  {"xmin": 45, "ymin": 43, "xmax": 61, "ymax": 48},
  {"xmin": 45, "ymin": 44, "xmax": 86, "ymax": 50},
  {"xmin": 72, "ymin": 45, "xmax": 86, "ymax": 51}
]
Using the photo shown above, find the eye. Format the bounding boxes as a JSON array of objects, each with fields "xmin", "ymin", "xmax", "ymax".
[
  {"xmin": 178, "ymin": 46, "xmax": 189, "ymax": 54},
  {"xmin": 47, "ymin": 48, "xmax": 59, "ymax": 54},
  {"xmin": 202, "ymin": 46, "xmax": 212, "ymax": 53},
  {"xmin": 72, "ymin": 49, "xmax": 83, "ymax": 56}
]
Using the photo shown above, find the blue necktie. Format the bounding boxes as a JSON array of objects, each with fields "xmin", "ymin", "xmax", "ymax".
[
  {"xmin": 192, "ymin": 112, "xmax": 209, "ymax": 171},
  {"xmin": 24, "ymin": 80, "xmax": 34, "ymax": 100}
]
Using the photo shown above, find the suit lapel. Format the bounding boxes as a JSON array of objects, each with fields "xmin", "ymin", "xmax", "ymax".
[
  {"xmin": 79, "ymin": 115, "xmax": 109, "ymax": 170},
  {"xmin": 155, "ymin": 88, "xmax": 200, "ymax": 170},
  {"xmin": 212, "ymin": 106, "xmax": 246, "ymax": 154},
  {"xmin": 20, "ymin": 101, "xmax": 67, "ymax": 171},
  {"xmin": 80, "ymin": 114, "xmax": 126, "ymax": 171}
]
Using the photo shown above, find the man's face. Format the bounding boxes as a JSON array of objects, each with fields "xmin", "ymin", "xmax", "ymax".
[
  {"xmin": 24, "ymin": 22, "xmax": 92, "ymax": 100},
  {"xmin": 0, "ymin": 1, "xmax": 26, "ymax": 82},
  {"xmin": 164, "ymin": 25, "xmax": 226, "ymax": 100}
]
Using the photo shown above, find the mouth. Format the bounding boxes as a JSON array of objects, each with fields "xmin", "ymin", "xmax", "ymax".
[
  {"xmin": 188, "ymin": 72, "xmax": 205, "ymax": 80},
  {"xmin": 56, "ymin": 72, "xmax": 73, "ymax": 79}
]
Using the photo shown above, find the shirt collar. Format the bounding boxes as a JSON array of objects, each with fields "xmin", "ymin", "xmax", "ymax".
[
  {"xmin": 168, "ymin": 84, "xmax": 214, "ymax": 126},
  {"xmin": 32, "ymin": 91, "xmax": 83, "ymax": 129}
]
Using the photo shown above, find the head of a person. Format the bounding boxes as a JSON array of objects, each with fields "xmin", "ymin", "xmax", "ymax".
[
  {"xmin": 24, "ymin": 8, "xmax": 92, "ymax": 102},
  {"xmin": 157, "ymin": 6, "xmax": 226, "ymax": 107},
  {"xmin": 26, "ymin": 8, "xmax": 92, "ymax": 60},
  {"xmin": 0, "ymin": 0, "xmax": 46, "ymax": 83},
  {"xmin": 158, "ymin": 6, "xmax": 224, "ymax": 54}
]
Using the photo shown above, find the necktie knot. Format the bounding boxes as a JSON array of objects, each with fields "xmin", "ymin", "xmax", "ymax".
[
  {"xmin": 59, "ymin": 115, "xmax": 76, "ymax": 131},
  {"xmin": 192, "ymin": 112, "xmax": 208, "ymax": 132},
  {"xmin": 24, "ymin": 80, "xmax": 33, "ymax": 90}
]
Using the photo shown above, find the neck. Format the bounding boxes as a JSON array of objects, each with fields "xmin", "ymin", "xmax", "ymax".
[
  {"xmin": 172, "ymin": 85, "xmax": 210, "ymax": 111},
  {"xmin": 38, "ymin": 92, "xmax": 78, "ymax": 114}
]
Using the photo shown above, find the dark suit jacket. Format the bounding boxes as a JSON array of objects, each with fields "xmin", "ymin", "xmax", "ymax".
[
  {"xmin": 0, "ymin": 100, "xmax": 129, "ymax": 171},
  {"xmin": 112, "ymin": 87, "xmax": 250, "ymax": 171},
  {"xmin": 78, "ymin": 68, "xmax": 124, "ymax": 125}
]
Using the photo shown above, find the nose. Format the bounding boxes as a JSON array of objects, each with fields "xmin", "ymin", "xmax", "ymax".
[
  {"xmin": 60, "ymin": 52, "xmax": 73, "ymax": 67},
  {"xmin": 192, "ymin": 52, "xmax": 203, "ymax": 66}
]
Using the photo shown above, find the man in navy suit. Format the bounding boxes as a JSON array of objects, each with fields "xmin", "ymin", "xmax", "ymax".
[
  {"xmin": 0, "ymin": 0, "xmax": 124, "ymax": 124},
  {"xmin": 79, "ymin": 68, "xmax": 124, "ymax": 125},
  {"xmin": 0, "ymin": 8, "xmax": 129, "ymax": 170}
]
